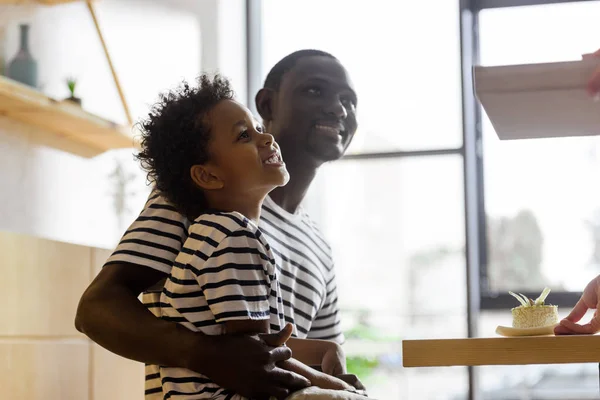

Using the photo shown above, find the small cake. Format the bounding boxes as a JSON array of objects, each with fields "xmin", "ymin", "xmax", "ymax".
[{"xmin": 509, "ymin": 288, "xmax": 558, "ymax": 329}]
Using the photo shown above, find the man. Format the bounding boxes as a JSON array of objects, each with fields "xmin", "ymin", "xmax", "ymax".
[{"xmin": 75, "ymin": 49, "xmax": 359, "ymax": 399}]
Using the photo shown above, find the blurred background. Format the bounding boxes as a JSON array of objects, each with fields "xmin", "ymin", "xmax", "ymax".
[{"xmin": 1, "ymin": 0, "xmax": 600, "ymax": 399}]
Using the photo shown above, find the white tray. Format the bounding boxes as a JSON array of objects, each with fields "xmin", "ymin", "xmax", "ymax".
[
  {"xmin": 474, "ymin": 58, "xmax": 600, "ymax": 140},
  {"xmin": 495, "ymin": 324, "xmax": 558, "ymax": 337}
]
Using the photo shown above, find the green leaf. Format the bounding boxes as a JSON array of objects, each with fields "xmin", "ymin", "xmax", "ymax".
[
  {"xmin": 509, "ymin": 291, "xmax": 529, "ymax": 307},
  {"xmin": 534, "ymin": 287, "xmax": 551, "ymax": 306},
  {"xmin": 66, "ymin": 77, "xmax": 77, "ymax": 96}
]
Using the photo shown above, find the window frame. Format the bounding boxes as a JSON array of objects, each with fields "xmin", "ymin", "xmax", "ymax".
[
  {"xmin": 245, "ymin": 1, "xmax": 596, "ymax": 399},
  {"xmin": 472, "ymin": 0, "xmax": 596, "ymax": 312}
]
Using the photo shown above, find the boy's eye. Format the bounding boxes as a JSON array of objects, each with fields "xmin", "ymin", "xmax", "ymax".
[
  {"xmin": 238, "ymin": 130, "xmax": 250, "ymax": 140},
  {"xmin": 256, "ymin": 125, "xmax": 264, "ymax": 133}
]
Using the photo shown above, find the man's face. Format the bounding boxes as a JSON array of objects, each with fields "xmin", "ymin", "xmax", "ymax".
[{"xmin": 269, "ymin": 56, "xmax": 358, "ymax": 163}]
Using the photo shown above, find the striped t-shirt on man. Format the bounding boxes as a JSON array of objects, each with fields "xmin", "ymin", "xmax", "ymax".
[
  {"xmin": 157, "ymin": 211, "xmax": 286, "ymax": 399},
  {"xmin": 104, "ymin": 192, "xmax": 344, "ymax": 399}
]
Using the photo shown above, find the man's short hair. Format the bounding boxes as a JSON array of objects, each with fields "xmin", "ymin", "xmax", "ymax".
[{"xmin": 263, "ymin": 49, "xmax": 337, "ymax": 91}]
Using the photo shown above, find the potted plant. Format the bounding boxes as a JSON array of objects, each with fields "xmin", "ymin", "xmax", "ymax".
[{"xmin": 66, "ymin": 76, "xmax": 81, "ymax": 105}]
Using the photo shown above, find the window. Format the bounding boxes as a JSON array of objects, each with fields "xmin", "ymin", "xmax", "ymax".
[
  {"xmin": 476, "ymin": 2, "xmax": 600, "ymax": 399},
  {"xmin": 260, "ymin": 0, "xmax": 463, "ymax": 155},
  {"xmin": 250, "ymin": 0, "xmax": 600, "ymax": 399},
  {"xmin": 304, "ymin": 156, "xmax": 468, "ymax": 400},
  {"xmin": 479, "ymin": 1, "xmax": 600, "ymax": 298}
]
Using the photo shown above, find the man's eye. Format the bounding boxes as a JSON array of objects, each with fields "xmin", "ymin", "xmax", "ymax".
[
  {"xmin": 306, "ymin": 87, "xmax": 321, "ymax": 96},
  {"xmin": 256, "ymin": 125, "xmax": 264, "ymax": 133},
  {"xmin": 341, "ymin": 97, "xmax": 356, "ymax": 108}
]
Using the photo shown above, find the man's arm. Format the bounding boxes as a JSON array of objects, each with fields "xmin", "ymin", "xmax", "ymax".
[
  {"xmin": 75, "ymin": 262, "xmax": 310, "ymax": 399},
  {"xmin": 75, "ymin": 191, "xmax": 311, "ymax": 398},
  {"xmin": 75, "ymin": 262, "xmax": 197, "ymax": 367},
  {"xmin": 285, "ymin": 337, "xmax": 342, "ymax": 369}
]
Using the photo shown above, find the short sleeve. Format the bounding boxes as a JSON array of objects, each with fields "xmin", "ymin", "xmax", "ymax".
[
  {"xmin": 307, "ymin": 267, "xmax": 345, "ymax": 344},
  {"xmin": 104, "ymin": 191, "xmax": 189, "ymax": 274},
  {"xmin": 192, "ymin": 227, "xmax": 275, "ymax": 323}
]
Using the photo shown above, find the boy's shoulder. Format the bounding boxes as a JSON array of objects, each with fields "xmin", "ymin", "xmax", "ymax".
[
  {"xmin": 182, "ymin": 212, "xmax": 269, "ymax": 261},
  {"xmin": 189, "ymin": 211, "xmax": 260, "ymax": 239}
]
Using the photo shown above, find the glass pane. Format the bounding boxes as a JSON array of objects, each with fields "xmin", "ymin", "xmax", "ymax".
[
  {"xmin": 260, "ymin": 0, "xmax": 463, "ymax": 154},
  {"xmin": 479, "ymin": 2, "xmax": 600, "ymax": 294},
  {"xmin": 302, "ymin": 156, "xmax": 468, "ymax": 399}
]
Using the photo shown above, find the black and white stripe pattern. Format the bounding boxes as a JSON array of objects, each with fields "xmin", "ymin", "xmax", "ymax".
[
  {"xmin": 106, "ymin": 193, "xmax": 190, "ymax": 274},
  {"xmin": 155, "ymin": 212, "xmax": 285, "ymax": 399},
  {"xmin": 258, "ymin": 200, "xmax": 342, "ymax": 342},
  {"xmin": 106, "ymin": 192, "xmax": 344, "ymax": 399}
]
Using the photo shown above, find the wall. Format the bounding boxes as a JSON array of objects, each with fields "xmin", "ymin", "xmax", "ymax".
[
  {"xmin": 0, "ymin": 1, "xmax": 248, "ymax": 398},
  {"xmin": 0, "ymin": 0, "xmax": 225, "ymax": 249},
  {"xmin": 0, "ymin": 230, "xmax": 144, "ymax": 399}
]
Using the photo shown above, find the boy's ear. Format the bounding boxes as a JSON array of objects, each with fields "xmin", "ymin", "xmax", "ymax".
[
  {"xmin": 255, "ymin": 88, "xmax": 275, "ymax": 123},
  {"xmin": 190, "ymin": 164, "xmax": 224, "ymax": 191}
]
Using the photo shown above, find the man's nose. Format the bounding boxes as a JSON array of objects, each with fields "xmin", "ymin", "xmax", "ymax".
[{"xmin": 324, "ymin": 97, "xmax": 348, "ymax": 119}]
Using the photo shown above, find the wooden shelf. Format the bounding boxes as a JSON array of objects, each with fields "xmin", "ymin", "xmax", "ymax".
[
  {"xmin": 403, "ymin": 335, "xmax": 600, "ymax": 367},
  {"xmin": 0, "ymin": 76, "xmax": 135, "ymax": 158},
  {"xmin": 0, "ymin": 0, "xmax": 80, "ymax": 5}
]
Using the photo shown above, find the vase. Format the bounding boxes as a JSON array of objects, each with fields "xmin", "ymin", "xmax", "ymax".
[
  {"xmin": 7, "ymin": 24, "xmax": 38, "ymax": 88},
  {"xmin": 66, "ymin": 96, "xmax": 82, "ymax": 106}
]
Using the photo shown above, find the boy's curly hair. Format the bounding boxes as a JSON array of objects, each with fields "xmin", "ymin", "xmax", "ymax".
[{"xmin": 136, "ymin": 74, "xmax": 235, "ymax": 220}]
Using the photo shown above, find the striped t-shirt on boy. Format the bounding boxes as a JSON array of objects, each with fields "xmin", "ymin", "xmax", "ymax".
[
  {"xmin": 105, "ymin": 192, "xmax": 344, "ymax": 399},
  {"xmin": 158, "ymin": 211, "xmax": 286, "ymax": 399}
]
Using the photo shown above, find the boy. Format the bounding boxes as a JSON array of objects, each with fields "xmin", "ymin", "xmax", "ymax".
[{"xmin": 136, "ymin": 74, "xmax": 358, "ymax": 399}]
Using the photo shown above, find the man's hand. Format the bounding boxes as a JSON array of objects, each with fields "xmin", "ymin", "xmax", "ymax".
[
  {"xmin": 336, "ymin": 374, "xmax": 367, "ymax": 392},
  {"xmin": 321, "ymin": 342, "xmax": 347, "ymax": 376},
  {"xmin": 555, "ymin": 275, "xmax": 600, "ymax": 335},
  {"xmin": 582, "ymin": 48, "xmax": 600, "ymax": 96},
  {"xmin": 77, "ymin": 265, "xmax": 309, "ymax": 399},
  {"xmin": 189, "ymin": 329, "xmax": 310, "ymax": 400}
]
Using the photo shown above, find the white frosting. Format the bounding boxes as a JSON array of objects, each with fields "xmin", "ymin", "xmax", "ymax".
[{"xmin": 511, "ymin": 305, "xmax": 559, "ymax": 328}]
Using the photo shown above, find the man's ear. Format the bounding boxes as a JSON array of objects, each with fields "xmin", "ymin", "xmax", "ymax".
[
  {"xmin": 255, "ymin": 88, "xmax": 275, "ymax": 123},
  {"xmin": 190, "ymin": 164, "xmax": 224, "ymax": 191}
]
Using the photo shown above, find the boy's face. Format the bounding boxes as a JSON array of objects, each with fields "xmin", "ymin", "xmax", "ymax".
[
  {"xmin": 195, "ymin": 99, "xmax": 289, "ymax": 197},
  {"xmin": 269, "ymin": 56, "xmax": 358, "ymax": 163}
]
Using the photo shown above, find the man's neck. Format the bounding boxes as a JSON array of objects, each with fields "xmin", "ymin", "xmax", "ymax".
[{"xmin": 269, "ymin": 155, "xmax": 320, "ymax": 215}]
